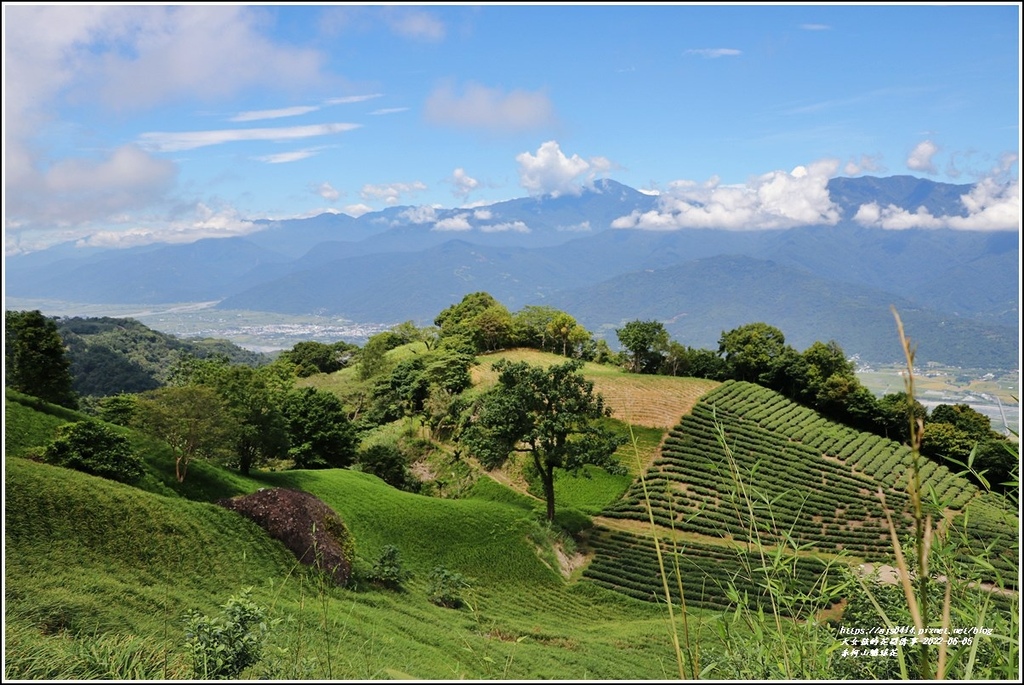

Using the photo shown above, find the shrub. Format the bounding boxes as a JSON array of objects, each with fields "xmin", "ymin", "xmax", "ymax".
[
  {"xmin": 427, "ymin": 566, "xmax": 470, "ymax": 608},
  {"xmin": 183, "ymin": 588, "xmax": 276, "ymax": 679},
  {"xmin": 43, "ymin": 420, "xmax": 144, "ymax": 484},
  {"xmin": 369, "ymin": 544, "xmax": 411, "ymax": 589}
]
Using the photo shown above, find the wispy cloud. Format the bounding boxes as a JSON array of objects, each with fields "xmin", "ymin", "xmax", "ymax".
[
  {"xmin": 382, "ymin": 7, "xmax": 446, "ymax": 41},
  {"xmin": 685, "ymin": 48, "xmax": 742, "ymax": 58},
  {"xmin": 361, "ymin": 181, "xmax": 428, "ymax": 205},
  {"xmin": 425, "ymin": 81, "xmax": 557, "ymax": 134},
  {"xmin": 255, "ymin": 149, "xmax": 320, "ymax": 164},
  {"xmin": 370, "ymin": 107, "xmax": 408, "ymax": 115},
  {"xmin": 139, "ymin": 122, "xmax": 361, "ymax": 152},
  {"xmin": 800, "ymin": 23, "xmax": 831, "ymax": 31},
  {"xmin": 231, "ymin": 105, "xmax": 320, "ymax": 122},
  {"xmin": 326, "ymin": 94, "xmax": 384, "ymax": 105}
]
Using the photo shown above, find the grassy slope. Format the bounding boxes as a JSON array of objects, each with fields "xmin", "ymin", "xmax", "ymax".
[{"xmin": 3, "ymin": 393, "xmax": 698, "ymax": 680}]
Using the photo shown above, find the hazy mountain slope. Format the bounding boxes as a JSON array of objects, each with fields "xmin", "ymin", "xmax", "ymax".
[{"xmin": 543, "ymin": 254, "xmax": 1018, "ymax": 367}]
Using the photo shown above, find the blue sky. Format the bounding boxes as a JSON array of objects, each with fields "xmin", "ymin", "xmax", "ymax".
[{"xmin": 3, "ymin": 2, "xmax": 1020, "ymax": 254}]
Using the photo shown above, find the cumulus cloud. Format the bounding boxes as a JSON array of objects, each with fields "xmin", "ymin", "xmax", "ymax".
[
  {"xmin": 73, "ymin": 202, "xmax": 259, "ymax": 250},
  {"xmin": 425, "ymin": 81, "xmax": 557, "ymax": 134},
  {"xmin": 685, "ymin": 48, "xmax": 742, "ymax": 58},
  {"xmin": 907, "ymin": 140, "xmax": 940, "ymax": 174},
  {"xmin": 433, "ymin": 213, "xmax": 473, "ymax": 231},
  {"xmin": 473, "ymin": 209, "xmax": 493, "ymax": 221},
  {"xmin": 854, "ymin": 176, "xmax": 1020, "ymax": 231},
  {"xmin": 361, "ymin": 181, "xmax": 428, "ymax": 206},
  {"xmin": 611, "ymin": 159, "xmax": 842, "ymax": 231},
  {"xmin": 450, "ymin": 168, "xmax": 480, "ymax": 200},
  {"xmin": 316, "ymin": 182, "xmax": 340, "ymax": 202},
  {"xmin": 516, "ymin": 141, "xmax": 615, "ymax": 197}
]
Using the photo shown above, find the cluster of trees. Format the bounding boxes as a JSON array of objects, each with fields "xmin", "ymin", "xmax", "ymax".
[{"xmin": 7, "ymin": 295, "xmax": 1016, "ymax": 508}]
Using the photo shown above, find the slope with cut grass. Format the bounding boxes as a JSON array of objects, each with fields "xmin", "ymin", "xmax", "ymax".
[{"xmin": 4, "ymin": 392, "xmax": 709, "ymax": 680}]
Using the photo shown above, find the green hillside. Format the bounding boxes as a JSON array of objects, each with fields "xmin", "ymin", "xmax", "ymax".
[
  {"xmin": 5, "ymin": 365, "xmax": 1019, "ymax": 679},
  {"xmin": 587, "ymin": 380, "xmax": 1018, "ymax": 614}
]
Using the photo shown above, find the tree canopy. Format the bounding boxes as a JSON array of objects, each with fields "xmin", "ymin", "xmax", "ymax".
[
  {"xmin": 616, "ymin": 320, "xmax": 669, "ymax": 373},
  {"xmin": 5, "ymin": 310, "xmax": 77, "ymax": 408},
  {"xmin": 462, "ymin": 359, "xmax": 626, "ymax": 521}
]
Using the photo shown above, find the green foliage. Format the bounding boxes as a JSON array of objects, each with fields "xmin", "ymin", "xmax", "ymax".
[
  {"xmin": 281, "ymin": 340, "xmax": 357, "ymax": 377},
  {"xmin": 6, "ymin": 309, "xmax": 77, "ymax": 408},
  {"xmin": 463, "ymin": 358, "xmax": 627, "ymax": 520},
  {"xmin": 133, "ymin": 384, "xmax": 236, "ymax": 482},
  {"xmin": 427, "ymin": 566, "xmax": 471, "ymax": 608},
  {"xmin": 434, "ymin": 292, "xmax": 513, "ymax": 353},
  {"xmin": 358, "ymin": 444, "xmax": 418, "ymax": 491},
  {"xmin": 615, "ymin": 319, "xmax": 669, "ymax": 373},
  {"xmin": 282, "ymin": 388, "xmax": 358, "ymax": 469},
  {"xmin": 44, "ymin": 419, "xmax": 144, "ymax": 484},
  {"xmin": 183, "ymin": 588, "xmax": 277, "ymax": 679},
  {"xmin": 717, "ymin": 321, "xmax": 792, "ymax": 385},
  {"xmin": 369, "ymin": 544, "xmax": 412, "ymax": 588},
  {"xmin": 56, "ymin": 315, "xmax": 268, "ymax": 398}
]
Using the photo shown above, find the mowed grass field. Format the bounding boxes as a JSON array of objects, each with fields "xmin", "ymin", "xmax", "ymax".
[{"xmin": 471, "ymin": 348, "xmax": 721, "ymax": 430}]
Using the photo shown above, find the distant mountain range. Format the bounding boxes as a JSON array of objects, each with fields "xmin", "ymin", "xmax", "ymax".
[{"xmin": 5, "ymin": 176, "xmax": 1019, "ymax": 368}]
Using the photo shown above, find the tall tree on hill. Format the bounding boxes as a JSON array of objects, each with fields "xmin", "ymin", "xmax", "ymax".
[
  {"xmin": 5, "ymin": 310, "xmax": 77, "ymax": 408},
  {"xmin": 616, "ymin": 319, "xmax": 669, "ymax": 373},
  {"xmin": 717, "ymin": 322, "xmax": 792, "ymax": 386},
  {"xmin": 462, "ymin": 359, "xmax": 626, "ymax": 521}
]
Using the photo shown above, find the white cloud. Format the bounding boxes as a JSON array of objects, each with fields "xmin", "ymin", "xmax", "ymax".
[
  {"xmin": 611, "ymin": 159, "xmax": 842, "ymax": 231},
  {"xmin": 343, "ymin": 203, "xmax": 374, "ymax": 217},
  {"xmin": 800, "ymin": 23, "xmax": 831, "ymax": 30},
  {"xmin": 326, "ymin": 94, "xmax": 384, "ymax": 105},
  {"xmin": 450, "ymin": 168, "xmax": 480, "ymax": 200},
  {"xmin": 370, "ymin": 107, "xmax": 408, "ymax": 115},
  {"xmin": 557, "ymin": 221, "xmax": 592, "ymax": 232},
  {"xmin": 256, "ymin": 149, "xmax": 320, "ymax": 164},
  {"xmin": 907, "ymin": 140, "xmax": 940, "ymax": 174},
  {"xmin": 516, "ymin": 141, "xmax": 614, "ymax": 197},
  {"xmin": 361, "ymin": 181, "xmax": 428, "ymax": 206},
  {"xmin": 685, "ymin": 48, "xmax": 742, "ymax": 58},
  {"xmin": 73, "ymin": 202, "xmax": 259, "ymax": 250},
  {"xmin": 433, "ymin": 214, "xmax": 473, "ymax": 231},
  {"xmin": 231, "ymin": 105, "xmax": 320, "ymax": 122},
  {"xmin": 843, "ymin": 154, "xmax": 885, "ymax": 176},
  {"xmin": 382, "ymin": 7, "xmax": 445, "ymax": 41},
  {"xmin": 140, "ymin": 122, "xmax": 361, "ymax": 152},
  {"xmin": 473, "ymin": 209, "xmax": 493, "ymax": 221},
  {"xmin": 316, "ymin": 182, "xmax": 340, "ymax": 202},
  {"xmin": 397, "ymin": 205, "xmax": 438, "ymax": 224},
  {"xmin": 424, "ymin": 81, "xmax": 557, "ymax": 133},
  {"xmin": 480, "ymin": 221, "xmax": 530, "ymax": 233},
  {"xmin": 7, "ymin": 145, "xmax": 177, "ymax": 230},
  {"xmin": 854, "ymin": 177, "xmax": 1020, "ymax": 231}
]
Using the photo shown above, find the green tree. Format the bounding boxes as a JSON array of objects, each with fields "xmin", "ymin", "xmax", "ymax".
[
  {"xmin": 44, "ymin": 419, "xmax": 144, "ymax": 483},
  {"xmin": 462, "ymin": 359, "xmax": 626, "ymax": 521},
  {"xmin": 282, "ymin": 388, "xmax": 359, "ymax": 469},
  {"xmin": 717, "ymin": 322, "xmax": 791, "ymax": 385},
  {"xmin": 511, "ymin": 305, "xmax": 561, "ymax": 350},
  {"xmin": 359, "ymin": 444, "xmax": 416, "ymax": 491},
  {"xmin": 876, "ymin": 391, "xmax": 928, "ymax": 443},
  {"xmin": 546, "ymin": 312, "xmax": 590, "ymax": 358},
  {"xmin": 616, "ymin": 320, "xmax": 669, "ymax": 373},
  {"xmin": 133, "ymin": 385, "xmax": 235, "ymax": 482},
  {"xmin": 5, "ymin": 310, "xmax": 77, "ymax": 408},
  {"xmin": 171, "ymin": 358, "xmax": 291, "ymax": 475},
  {"xmin": 358, "ymin": 331, "xmax": 401, "ymax": 381},
  {"xmin": 281, "ymin": 340, "xmax": 357, "ymax": 377},
  {"xmin": 930, "ymin": 403, "xmax": 993, "ymax": 440}
]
